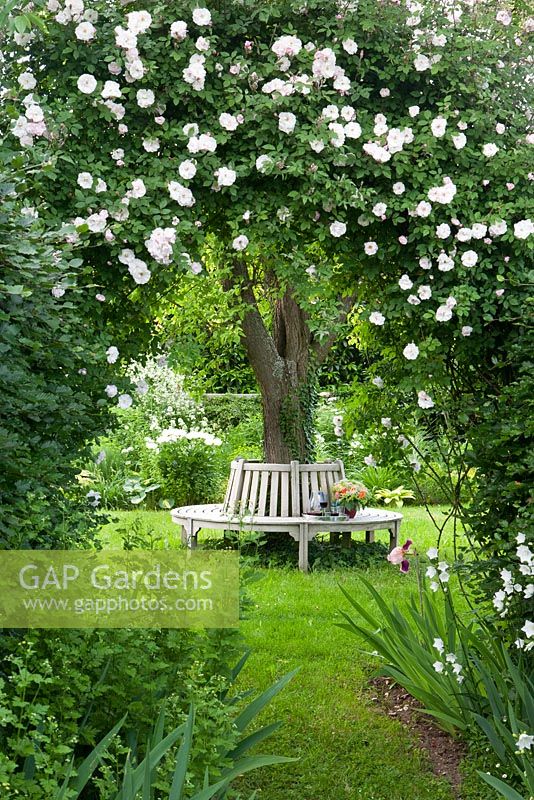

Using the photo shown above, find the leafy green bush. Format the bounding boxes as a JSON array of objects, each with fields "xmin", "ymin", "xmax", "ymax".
[
  {"xmin": 0, "ymin": 172, "xmax": 114, "ymax": 548},
  {"xmin": 156, "ymin": 438, "xmax": 223, "ymax": 507},
  {"xmin": 0, "ymin": 624, "xmax": 246, "ymax": 799}
]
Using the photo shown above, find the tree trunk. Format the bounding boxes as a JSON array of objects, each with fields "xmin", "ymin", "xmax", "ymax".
[{"xmin": 225, "ymin": 258, "xmax": 352, "ymax": 463}]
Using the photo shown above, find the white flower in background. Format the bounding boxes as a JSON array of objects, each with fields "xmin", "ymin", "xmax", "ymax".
[
  {"xmin": 127, "ymin": 10, "xmax": 152, "ymax": 34},
  {"xmin": 403, "ymin": 342, "xmax": 419, "ymax": 360},
  {"xmin": 427, "ymin": 547, "xmax": 439, "ymax": 560},
  {"xmin": 418, "ymin": 285, "xmax": 432, "ymax": 300},
  {"xmin": 136, "ymin": 89, "xmax": 155, "ymax": 107},
  {"xmin": 495, "ymin": 122, "xmax": 506, "ymax": 134},
  {"xmin": 195, "ymin": 36, "xmax": 210, "ymax": 53},
  {"xmin": 168, "ymin": 181, "xmax": 195, "ymax": 206},
  {"xmin": 77, "ymin": 172, "xmax": 93, "ymax": 189},
  {"xmin": 344, "ymin": 121, "xmax": 362, "ymax": 139},
  {"xmin": 364, "ymin": 454, "xmax": 377, "ymax": 467},
  {"xmin": 516, "ymin": 733, "xmax": 534, "ymax": 752},
  {"xmin": 364, "ymin": 241, "xmax": 378, "ymax": 255},
  {"xmin": 489, "ymin": 219, "xmax": 507, "ymax": 236},
  {"xmin": 86, "ymin": 211, "xmax": 108, "ymax": 232},
  {"xmin": 215, "ymin": 166, "xmax": 237, "ymax": 187},
  {"xmin": 471, "ymin": 223, "xmax": 487, "ymax": 239},
  {"xmin": 436, "ymin": 304, "xmax": 453, "ymax": 322},
  {"xmin": 431, "ymin": 116, "xmax": 447, "ymax": 137},
  {"xmin": 482, "ymin": 142, "xmax": 499, "ymax": 157},
  {"xmin": 372, "ymin": 376, "xmax": 384, "ymax": 388},
  {"xmin": 363, "ymin": 142, "xmax": 391, "ymax": 163},
  {"xmin": 115, "ymin": 26, "xmax": 137, "ymax": 49},
  {"xmin": 428, "ymin": 179, "xmax": 457, "ymax": 204},
  {"xmin": 381, "ymin": 417, "xmax": 392, "ymax": 428},
  {"xmin": 341, "ymin": 106, "xmax": 355, "ymax": 122},
  {"xmin": 128, "ymin": 258, "xmax": 151, "ymax": 284},
  {"xmin": 321, "ymin": 105, "xmax": 339, "ymax": 121},
  {"xmin": 461, "ymin": 250, "xmax": 478, "ymax": 267},
  {"xmin": 393, "ymin": 182, "xmax": 405, "ymax": 195},
  {"xmin": 77, "ymin": 73, "xmax": 97, "ymax": 93},
  {"xmin": 118, "ymin": 393, "xmax": 133, "ymax": 409},
  {"xmin": 373, "ymin": 202, "xmax": 387, "ymax": 217},
  {"xmin": 399, "ymin": 274, "xmax": 413, "ymax": 291},
  {"xmin": 433, "ymin": 661, "xmax": 444, "ymax": 674},
  {"xmin": 86, "ymin": 490, "xmax": 101, "ymax": 507},
  {"xmin": 457, "ymin": 227, "xmax": 472, "ymax": 242},
  {"xmin": 170, "ymin": 20, "xmax": 188, "ymax": 40},
  {"xmin": 514, "ymin": 219, "xmax": 534, "ymax": 239},
  {"xmin": 408, "ymin": 105, "xmax": 420, "ymax": 117},
  {"xmin": 452, "ymin": 132, "xmax": 466, "ymax": 149},
  {"xmin": 418, "ymin": 390, "xmax": 434, "ymax": 409},
  {"xmin": 18, "ymin": 71, "xmax": 37, "ymax": 89},
  {"xmin": 278, "ymin": 112, "xmax": 296, "ymax": 134},
  {"xmin": 433, "ymin": 637, "xmax": 445, "ymax": 653},
  {"xmin": 232, "ymin": 234, "xmax": 249, "ymax": 251},
  {"xmin": 192, "ymin": 7, "xmax": 212, "ymax": 26},
  {"xmin": 414, "ymin": 54, "xmax": 431, "ymax": 71},
  {"xmin": 461, "ymin": 326, "xmax": 473, "ymax": 336},
  {"xmin": 127, "ymin": 178, "xmax": 146, "ymax": 198},
  {"xmin": 219, "ymin": 112, "xmax": 239, "ymax": 131},
  {"xmin": 407, "ymin": 295, "xmax": 420, "ymax": 306},
  {"xmin": 142, "ymin": 137, "xmax": 160, "ymax": 152},
  {"xmin": 256, "ymin": 154, "xmax": 273, "ymax": 172},
  {"xmin": 369, "ymin": 311, "xmax": 385, "ymax": 326},
  {"xmin": 436, "ymin": 223, "xmax": 451, "ymax": 239},
  {"xmin": 342, "ymin": 38, "xmax": 358, "ymax": 54},
  {"xmin": 144, "ymin": 227, "xmax": 176, "ymax": 264},
  {"xmin": 312, "ymin": 47, "xmax": 337, "ymax": 80},
  {"xmin": 329, "ymin": 122, "xmax": 345, "ymax": 147},
  {"xmin": 374, "ymin": 113, "xmax": 388, "ymax": 136},
  {"xmin": 427, "ymin": 566, "xmax": 437, "ymax": 578},
  {"xmin": 272, "ymin": 34, "xmax": 302, "ymax": 58},
  {"xmin": 51, "ymin": 286, "xmax": 65, "ymax": 298},
  {"xmin": 95, "ymin": 179, "xmax": 107, "ymax": 193},
  {"xmin": 178, "ymin": 159, "xmax": 197, "ymax": 180},
  {"xmin": 415, "ymin": 200, "xmax": 432, "ymax": 218},
  {"xmin": 75, "ymin": 21, "xmax": 96, "ymax": 41},
  {"xmin": 106, "ymin": 346, "xmax": 119, "ymax": 364},
  {"xmin": 437, "ymin": 252, "xmax": 454, "ymax": 272},
  {"xmin": 496, "ymin": 9, "xmax": 512, "ymax": 26},
  {"xmin": 330, "ymin": 221, "xmax": 346, "ymax": 237}
]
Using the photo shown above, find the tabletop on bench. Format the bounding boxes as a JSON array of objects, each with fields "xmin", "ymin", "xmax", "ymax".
[{"xmin": 171, "ymin": 504, "xmax": 402, "ymax": 527}]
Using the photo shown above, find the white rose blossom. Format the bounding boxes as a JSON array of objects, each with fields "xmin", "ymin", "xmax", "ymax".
[
  {"xmin": 403, "ymin": 342, "xmax": 419, "ymax": 360},
  {"xmin": 330, "ymin": 221, "xmax": 346, "ymax": 237},
  {"xmin": 232, "ymin": 234, "xmax": 249, "ymax": 251}
]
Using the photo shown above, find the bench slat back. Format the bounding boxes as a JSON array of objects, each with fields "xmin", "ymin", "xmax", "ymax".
[{"xmin": 223, "ymin": 458, "xmax": 346, "ymax": 517}]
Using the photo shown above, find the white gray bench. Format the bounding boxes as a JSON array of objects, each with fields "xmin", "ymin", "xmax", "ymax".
[{"xmin": 171, "ymin": 459, "xmax": 402, "ymax": 572}]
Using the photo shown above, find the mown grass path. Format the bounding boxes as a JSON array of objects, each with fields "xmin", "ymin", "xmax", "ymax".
[{"xmin": 101, "ymin": 508, "xmax": 487, "ymax": 800}]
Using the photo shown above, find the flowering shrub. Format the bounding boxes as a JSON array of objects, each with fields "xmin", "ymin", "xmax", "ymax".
[{"xmin": 3, "ymin": 0, "xmax": 532, "ymax": 463}]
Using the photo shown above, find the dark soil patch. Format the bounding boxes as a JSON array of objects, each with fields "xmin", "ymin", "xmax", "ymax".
[{"xmin": 369, "ymin": 676, "xmax": 467, "ymax": 797}]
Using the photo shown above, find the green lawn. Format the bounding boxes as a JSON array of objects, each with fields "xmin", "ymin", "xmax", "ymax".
[{"xmin": 99, "ymin": 507, "xmax": 488, "ymax": 800}]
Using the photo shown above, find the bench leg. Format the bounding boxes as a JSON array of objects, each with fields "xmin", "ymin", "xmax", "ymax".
[
  {"xmin": 183, "ymin": 520, "xmax": 198, "ymax": 549},
  {"xmin": 299, "ymin": 525, "xmax": 309, "ymax": 573},
  {"xmin": 389, "ymin": 523, "xmax": 398, "ymax": 551},
  {"xmin": 365, "ymin": 530, "xmax": 375, "ymax": 544},
  {"xmin": 341, "ymin": 531, "xmax": 352, "ymax": 549}
]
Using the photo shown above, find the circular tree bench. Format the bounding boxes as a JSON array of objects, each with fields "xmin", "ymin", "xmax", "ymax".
[{"xmin": 171, "ymin": 459, "xmax": 402, "ymax": 572}]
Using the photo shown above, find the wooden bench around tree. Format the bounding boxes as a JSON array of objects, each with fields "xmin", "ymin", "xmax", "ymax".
[{"xmin": 171, "ymin": 458, "xmax": 402, "ymax": 572}]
